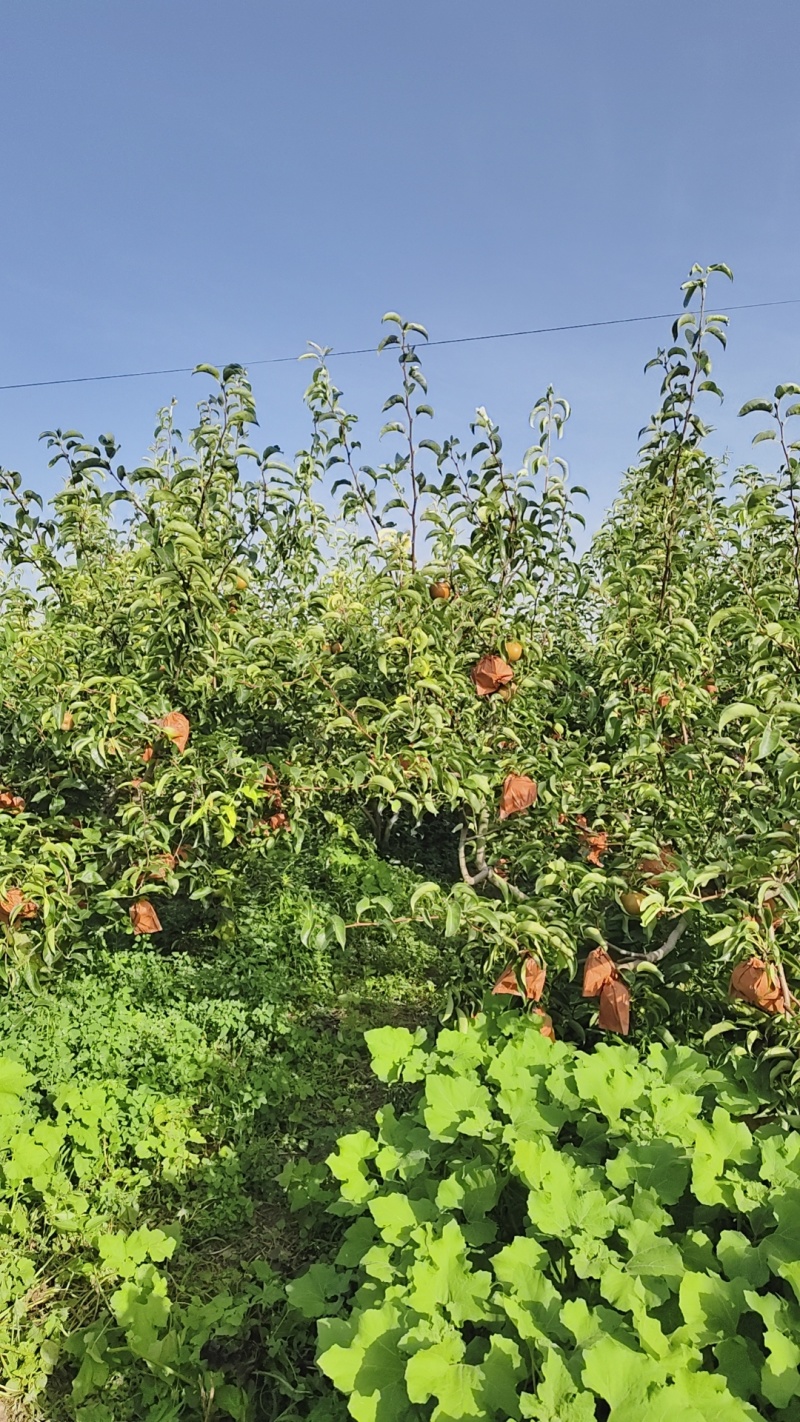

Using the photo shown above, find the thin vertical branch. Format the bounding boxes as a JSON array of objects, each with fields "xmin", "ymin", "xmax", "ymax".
[
  {"xmin": 400, "ymin": 331, "xmax": 419, "ymax": 573},
  {"xmin": 657, "ymin": 284, "xmax": 707, "ymax": 620},
  {"xmin": 777, "ymin": 412, "xmax": 800, "ymax": 610}
]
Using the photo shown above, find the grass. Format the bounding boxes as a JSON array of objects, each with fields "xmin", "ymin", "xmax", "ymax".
[{"xmin": 0, "ymin": 845, "xmax": 462, "ymax": 1419}]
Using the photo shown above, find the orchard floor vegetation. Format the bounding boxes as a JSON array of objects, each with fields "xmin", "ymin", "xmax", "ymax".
[{"xmin": 2, "ymin": 265, "xmax": 800, "ymax": 1419}]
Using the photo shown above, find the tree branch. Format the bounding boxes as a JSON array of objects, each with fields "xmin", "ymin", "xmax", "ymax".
[
  {"xmin": 458, "ymin": 822, "xmax": 478, "ymax": 885},
  {"xmin": 615, "ymin": 914, "xmax": 688, "ymax": 969},
  {"xmin": 777, "ymin": 959, "xmax": 794, "ymax": 1016},
  {"xmin": 459, "ymin": 811, "xmax": 527, "ymax": 899}
]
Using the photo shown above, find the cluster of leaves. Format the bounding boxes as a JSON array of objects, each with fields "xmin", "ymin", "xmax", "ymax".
[
  {"xmin": 0, "ymin": 848, "xmax": 458, "ymax": 1419},
  {"xmin": 0, "ymin": 367, "xmax": 334, "ymax": 987},
  {"xmin": 297, "ymin": 1009, "xmax": 800, "ymax": 1421},
  {"xmin": 3, "ymin": 260, "xmax": 800, "ymax": 1414},
  {"xmin": 1, "ymin": 266, "xmax": 799, "ymax": 1081},
  {"xmin": 0, "ymin": 1046, "xmax": 213, "ymax": 1415}
]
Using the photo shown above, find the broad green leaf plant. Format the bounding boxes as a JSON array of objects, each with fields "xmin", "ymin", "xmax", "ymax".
[{"xmin": 298, "ymin": 1011, "xmax": 800, "ymax": 1421}]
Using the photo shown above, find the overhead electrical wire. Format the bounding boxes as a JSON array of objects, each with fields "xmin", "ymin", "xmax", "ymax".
[{"xmin": 0, "ymin": 297, "xmax": 797, "ymax": 395}]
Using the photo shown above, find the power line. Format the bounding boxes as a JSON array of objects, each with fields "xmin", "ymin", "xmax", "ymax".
[{"xmin": 0, "ymin": 297, "xmax": 798, "ymax": 395}]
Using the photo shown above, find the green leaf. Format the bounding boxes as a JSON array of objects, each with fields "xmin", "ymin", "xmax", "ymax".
[
  {"xmin": 738, "ymin": 399, "xmax": 773, "ymax": 417},
  {"xmin": 286, "ymin": 1263, "xmax": 346, "ymax": 1318},
  {"xmin": 698, "ymin": 380, "xmax": 724, "ymax": 400},
  {"xmin": 605, "ymin": 1140, "xmax": 690, "ymax": 1206},
  {"xmin": 365, "ymin": 1026, "xmax": 427, "ymax": 1084},
  {"xmin": 330, "ymin": 913, "xmax": 347, "ymax": 949},
  {"xmin": 98, "ymin": 1228, "xmax": 176, "ymax": 1278},
  {"xmin": 719, "ymin": 702, "xmax": 760, "ymax": 729},
  {"xmin": 754, "ymin": 720, "xmax": 781, "ymax": 760},
  {"xmin": 406, "ymin": 1330, "xmax": 523, "ymax": 1421},
  {"xmin": 369, "ymin": 1191, "xmax": 435, "ymax": 1246},
  {"xmin": 572, "ymin": 1046, "xmax": 645, "ymax": 1122},
  {"xmin": 690, "ymin": 1109, "xmax": 758, "ymax": 1207},
  {"xmin": 444, "ymin": 899, "xmax": 462, "ymax": 938},
  {"xmin": 71, "ymin": 1339, "xmax": 110, "ymax": 1405},
  {"xmin": 422, "ymin": 1072, "xmax": 495, "ymax": 1141},
  {"xmin": 619, "ymin": 1219, "xmax": 685, "ymax": 1285},
  {"xmin": 326, "ymin": 1131, "xmax": 378, "ymax": 1205},
  {"xmin": 404, "ymin": 1332, "xmax": 471, "ymax": 1412},
  {"xmin": 716, "ymin": 1230, "xmax": 770, "ymax": 1287},
  {"xmin": 318, "ymin": 1300, "xmax": 411, "ymax": 1420},
  {"xmin": 514, "ymin": 1136, "xmax": 610, "ymax": 1239},
  {"xmin": 109, "ymin": 1267, "xmax": 173, "ymax": 1367},
  {"xmin": 336, "ymin": 1217, "xmax": 379, "ymax": 1268},
  {"xmin": 407, "ymin": 1218, "xmax": 492, "ymax": 1324},
  {"xmin": 580, "ymin": 1334, "xmax": 664, "ymax": 1411},
  {"xmin": 493, "ymin": 1235, "xmax": 564, "ymax": 1342},
  {"xmin": 678, "ymin": 1271, "xmax": 746, "ymax": 1345},
  {"xmin": 5, "ymin": 1122, "xmax": 63, "ymax": 1188},
  {"xmin": 714, "ymin": 1336, "xmax": 764, "ymax": 1404},
  {"xmin": 520, "ymin": 1347, "xmax": 595, "ymax": 1420},
  {"xmin": 638, "ymin": 1371, "xmax": 756, "ymax": 1421},
  {"xmin": 744, "ymin": 1291, "xmax": 800, "ymax": 1407},
  {"xmin": 761, "ymin": 1191, "xmax": 800, "ymax": 1302},
  {"xmin": 0, "ymin": 1056, "xmax": 32, "ymax": 1098}
]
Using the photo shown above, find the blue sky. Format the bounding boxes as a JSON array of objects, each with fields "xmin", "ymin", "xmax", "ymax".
[{"xmin": 1, "ymin": 1, "xmax": 798, "ymax": 530}]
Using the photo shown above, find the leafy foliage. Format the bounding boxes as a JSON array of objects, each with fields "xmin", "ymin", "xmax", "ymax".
[
  {"xmin": 1, "ymin": 266, "xmax": 799, "ymax": 1078},
  {"xmin": 2, "ymin": 261, "xmax": 800, "ymax": 1415},
  {"xmin": 0, "ymin": 856, "xmax": 454, "ymax": 1419},
  {"xmin": 306, "ymin": 1010, "xmax": 800, "ymax": 1421}
]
